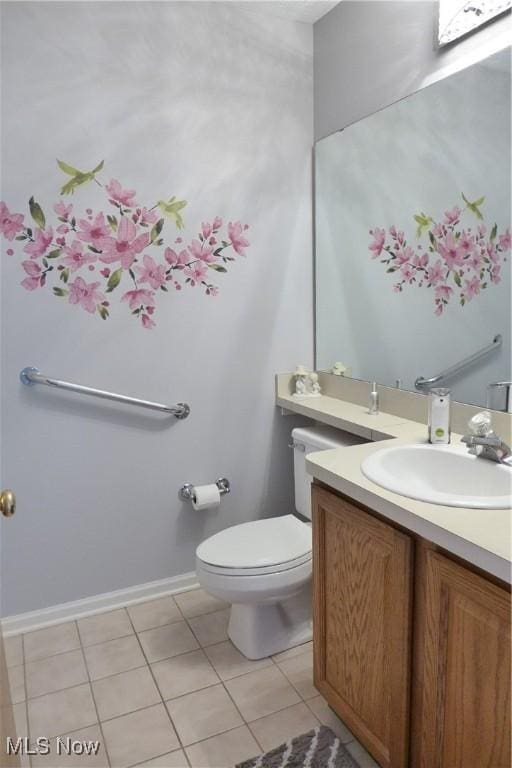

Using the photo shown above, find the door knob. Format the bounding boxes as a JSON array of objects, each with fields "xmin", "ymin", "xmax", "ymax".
[{"xmin": 0, "ymin": 489, "xmax": 16, "ymax": 517}]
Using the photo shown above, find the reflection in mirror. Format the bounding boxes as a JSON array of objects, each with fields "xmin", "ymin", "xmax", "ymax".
[
  {"xmin": 438, "ymin": 0, "xmax": 511, "ymax": 46},
  {"xmin": 315, "ymin": 47, "xmax": 511, "ymax": 410}
]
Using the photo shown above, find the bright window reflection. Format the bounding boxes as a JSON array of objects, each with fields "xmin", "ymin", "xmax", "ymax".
[{"xmin": 438, "ymin": 0, "xmax": 511, "ymax": 45}]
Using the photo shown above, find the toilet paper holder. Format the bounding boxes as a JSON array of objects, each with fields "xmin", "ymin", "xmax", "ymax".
[{"xmin": 179, "ymin": 478, "xmax": 231, "ymax": 503}]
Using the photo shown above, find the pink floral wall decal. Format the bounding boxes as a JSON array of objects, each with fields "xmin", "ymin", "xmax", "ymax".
[
  {"xmin": 0, "ymin": 160, "xmax": 250, "ymax": 329},
  {"xmin": 369, "ymin": 193, "xmax": 510, "ymax": 316}
]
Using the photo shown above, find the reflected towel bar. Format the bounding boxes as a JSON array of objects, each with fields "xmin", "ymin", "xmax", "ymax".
[
  {"xmin": 415, "ymin": 334, "xmax": 502, "ymax": 390},
  {"xmin": 19, "ymin": 367, "xmax": 190, "ymax": 418}
]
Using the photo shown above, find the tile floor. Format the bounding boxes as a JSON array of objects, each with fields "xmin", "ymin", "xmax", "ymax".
[{"xmin": 5, "ymin": 588, "xmax": 378, "ymax": 768}]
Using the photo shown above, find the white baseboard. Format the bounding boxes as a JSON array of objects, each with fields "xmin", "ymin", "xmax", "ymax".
[{"xmin": 2, "ymin": 571, "xmax": 199, "ymax": 637}]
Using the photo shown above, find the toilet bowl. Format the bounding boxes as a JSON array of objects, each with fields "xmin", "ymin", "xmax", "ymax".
[
  {"xmin": 195, "ymin": 425, "xmax": 366, "ymax": 659},
  {"xmin": 197, "ymin": 515, "xmax": 312, "ymax": 659}
]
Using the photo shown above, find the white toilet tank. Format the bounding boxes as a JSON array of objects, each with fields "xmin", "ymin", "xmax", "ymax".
[{"xmin": 291, "ymin": 426, "xmax": 367, "ymax": 520}]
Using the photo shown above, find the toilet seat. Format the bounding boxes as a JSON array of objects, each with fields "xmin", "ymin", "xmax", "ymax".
[
  {"xmin": 198, "ymin": 552, "xmax": 311, "ymax": 577},
  {"xmin": 196, "ymin": 515, "xmax": 311, "ymax": 576}
]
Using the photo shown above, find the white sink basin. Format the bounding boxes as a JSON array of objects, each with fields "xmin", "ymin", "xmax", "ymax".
[{"xmin": 361, "ymin": 443, "xmax": 512, "ymax": 509}]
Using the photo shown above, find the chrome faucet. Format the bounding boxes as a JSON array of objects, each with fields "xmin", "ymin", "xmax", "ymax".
[
  {"xmin": 461, "ymin": 411, "xmax": 512, "ymax": 465},
  {"xmin": 461, "ymin": 433, "xmax": 512, "ymax": 464}
]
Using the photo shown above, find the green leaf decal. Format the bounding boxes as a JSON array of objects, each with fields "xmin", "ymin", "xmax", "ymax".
[
  {"xmin": 150, "ymin": 218, "xmax": 164, "ymax": 243},
  {"xmin": 47, "ymin": 249, "xmax": 62, "ymax": 259},
  {"xmin": 107, "ymin": 214, "xmax": 118, "ymax": 232},
  {"xmin": 60, "ymin": 268, "xmax": 69, "ymax": 284},
  {"xmin": 453, "ymin": 272, "xmax": 461, "ymax": 287},
  {"xmin": 29, "ymin": 197, "xmax": 46, "ymax": 229},
  {"xmin": 98, "ymin": 305, "xmax": 109, "ymax": 320},
  {"xmin": 106, "ymin": 268, "xmax": 123, "ymax": 292},
  {"xmin": 208, "ymin": 264, "xmax": 227, "ymax": 273},
  {"xmin": 490, "ymin": 223, "xmax": 497, "ymax": 241},
  {"xmin": 53, "ymin": 287, "xmax": 68, "ymax": 297}
]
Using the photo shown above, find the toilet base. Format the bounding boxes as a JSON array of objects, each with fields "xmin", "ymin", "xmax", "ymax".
[{"xmin": 227, "ymin": 583, "xmax": 312, "ymax": 660}]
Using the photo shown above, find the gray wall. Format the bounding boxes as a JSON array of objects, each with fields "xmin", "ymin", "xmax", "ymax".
[
  {"xmin": 1, "ymin": 2, "xmax": 313, "ymax": 616},
  {"xmin": 314, "ymin": 0, "xmax": 511, "ymax": 139}
]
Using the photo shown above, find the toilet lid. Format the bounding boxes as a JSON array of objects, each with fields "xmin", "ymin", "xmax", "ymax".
[{"xmin": 196, "ymin": 515, "xmax": 311, "ymax": 570}]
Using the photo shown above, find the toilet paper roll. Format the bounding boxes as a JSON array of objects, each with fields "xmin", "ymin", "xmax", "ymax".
[{"xmin": 192, "ymin": 484, "xmax": 221, "ymax": 511}]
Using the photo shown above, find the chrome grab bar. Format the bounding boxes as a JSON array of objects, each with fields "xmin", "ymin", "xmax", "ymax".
[
  {"xmin": 19, "ymin": 367, "xmax": 190, "ymax": 419},
  {"xmin": 415, "ymin": 334, "xmax": 502, "ymax": 390}
]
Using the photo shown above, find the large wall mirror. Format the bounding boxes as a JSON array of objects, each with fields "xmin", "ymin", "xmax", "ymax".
[{"xmin": 315, "ymin": 46, "xmax": 511, "ymax": 410}]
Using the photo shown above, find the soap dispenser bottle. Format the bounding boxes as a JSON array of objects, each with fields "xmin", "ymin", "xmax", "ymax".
[{"xmin": 428, "ymin": 388, "xmax": 451, "ymax": 444}]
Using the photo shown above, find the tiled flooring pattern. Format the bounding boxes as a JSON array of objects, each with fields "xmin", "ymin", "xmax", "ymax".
[{"xmin": 5, "ymin": 588, "xmax": 378, "ymax": 768}]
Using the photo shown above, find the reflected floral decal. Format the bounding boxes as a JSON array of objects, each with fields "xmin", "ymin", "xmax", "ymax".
[
  {"xmin": 369, "ymin": 193, "xmax": 510, "ymax": 316},
  {"xmin": 0, "ymin": 160, "xmax": 250, "ymax": 329}
]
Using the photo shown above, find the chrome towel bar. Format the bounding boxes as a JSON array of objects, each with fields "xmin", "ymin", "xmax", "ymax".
[
  {"xmin": 19, "ymin": 367, "xmax": 190, "ymax": 419},
  {"xmin": 415, "ymin": 334, "xmax": 502, "ymax": 390}
]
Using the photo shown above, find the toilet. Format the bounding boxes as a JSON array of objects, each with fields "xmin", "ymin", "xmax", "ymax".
[{"xmin": 196, "ymin": 425, "xmax": 365, "ymax": 659}]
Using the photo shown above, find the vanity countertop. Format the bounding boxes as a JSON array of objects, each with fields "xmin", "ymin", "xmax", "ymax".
[
  {"xmin": 277, "ymin": 392, "xmax": 412, "ymax": 440},
  {"xmin": 277, "ymin": 388, "xmax": 511, "ymax": 584}
]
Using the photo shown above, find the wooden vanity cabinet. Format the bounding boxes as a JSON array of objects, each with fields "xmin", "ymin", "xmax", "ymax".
[
  {"xmin": 312, "ymin": 484, "xmax": 511, "ymax": 768},
  {"xmin": 312, "ymin": 485, "xmax": 413, "ymax": 768},
  {"xmin": 412, "ymin": 546, "xmax": 511, "ymax": 768}
]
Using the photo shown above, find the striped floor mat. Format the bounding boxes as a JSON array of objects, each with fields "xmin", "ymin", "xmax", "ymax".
[{"xmin": 236, "ymin": 726, "xmax": 361, "ymax": 768}]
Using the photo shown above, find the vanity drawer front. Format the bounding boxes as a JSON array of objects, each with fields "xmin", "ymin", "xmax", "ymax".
[
  {"xmin": 312, "ymin": 486, "xmax": 413, "ymax": 768},
  {"xmin": 412, "ymin": 549, "xmax": 511, "ymax": 768}
]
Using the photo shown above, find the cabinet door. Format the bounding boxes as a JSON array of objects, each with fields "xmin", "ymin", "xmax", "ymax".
[
  {"xmin": 312, "ymin": 486, "xmax": 413, "ymax": 768},
  {"xmin": 412, "ymin": 549, "xmax": 511, "ymax": 768}
]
